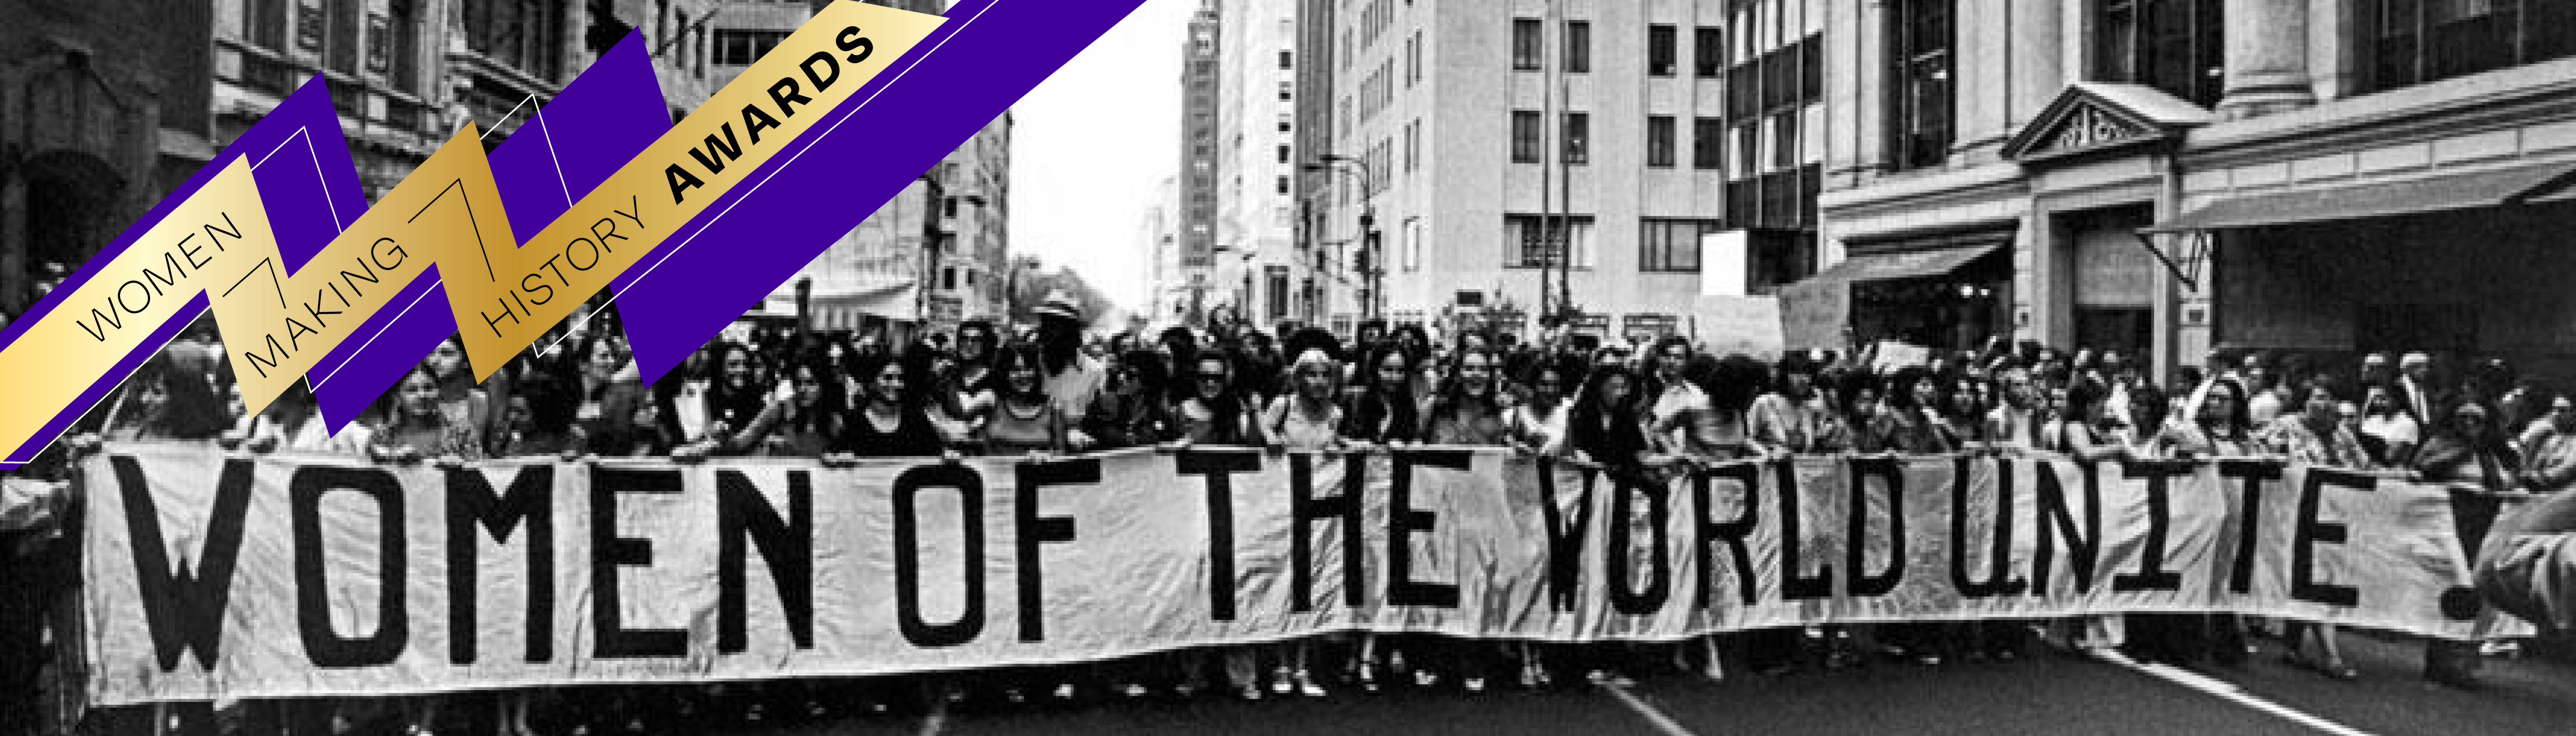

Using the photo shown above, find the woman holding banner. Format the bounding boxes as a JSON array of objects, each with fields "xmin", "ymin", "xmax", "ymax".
[
  {"xmin": 2127, "ymin": 378, "xmax": 2257, "ymax": 668},
  {"xmin": 1548, "ymin": 362, "xmax": 1656, "ymax": 686},
  {"xmin": 2414, "ymin": 401, "xmax": 2522, "ymax": 689},
  {"xmin": 2259, "ymin": 382, "xmax": 2374, "ymax": 680}
]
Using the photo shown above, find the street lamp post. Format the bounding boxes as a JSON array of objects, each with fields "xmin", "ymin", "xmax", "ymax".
[{"xmin": 1306, "ymin": 154, "xmax": 1379, "ymax": 321}]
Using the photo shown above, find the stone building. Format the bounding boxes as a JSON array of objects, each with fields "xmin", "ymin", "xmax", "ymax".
[
  {"xmin": 0, "ymin": 0, "xmax": 214, "ymax": 321},
  {"xmin": 1808, "ymin": 0, "xmax": 2576, "ymax": 385}
]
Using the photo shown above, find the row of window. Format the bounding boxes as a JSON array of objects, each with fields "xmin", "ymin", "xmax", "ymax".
[
  {"xmin": 1882, "ymin": 0, "xmax": 2576, "ymax": 172},
  {"xmin": 1511, "ymin": 112, "xmax": 1760, "ymax": 170},
  {"xmin": 1511, "ymin": 20, "xmax": 1727, "ymax": 78},
  {"xmin": 1493, "ymin": 215, "xmax": 1812, "ymax": 292}
]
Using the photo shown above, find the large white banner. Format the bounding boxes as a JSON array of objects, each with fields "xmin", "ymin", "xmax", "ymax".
[{"xmin": 81, "ymin": 443, "xmax": 2512, "ymax": 704}]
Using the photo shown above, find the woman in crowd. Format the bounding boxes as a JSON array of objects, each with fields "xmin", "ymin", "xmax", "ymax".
[
  {"xmin": 1504, "ymin": 356, "xmax": 1579, "ymax": 458},
  {"xmin": 1875, "ymin": 368, "xmax": 1957, "ymax": 457},
  {"xmin": 2258, "ymin": 382, "xmax": 2373, "ymax": 680},
  {"xmin": 741, "ymin": 358, "xmax": 840, "ymax": 457},
  {"xmin": 1083, "ymin": 350, "xmax": 1176, "ymax": 450},
  {"xmin": 1265, "ymin": 349, "xmax": 1347, "ymax": 453},
  {"xmin": 2127, "ymin": 377, "xmax": 2258, "ymax": 668},
  {"xmin": 674, "ymin": 340, "xmax": 772, "ymax": 458},
  {"xmin": 982, "ymin": 343, "xmax": 1068, "ymax": 458},
  {"xmin": 1423, "ymin": 346, "xmax": 1509, "ymax": 446},
  {"xmin": 831, "ymin": 350, "xmax": 949, "ymax": 460},
  {"xmin": 2414, "ymin": 401, "xmax": 2522, "ymax": 688},
  {"xmin": 1546, "ymin": 362, "xmax": 1654, "ymax": 685},
  {"xmin": 1343, "ymin": 347, "xmax": 1423, "ymax": 447},
  {"xmin": 569, "ymin": 334, "xmax": 665, "ymax": 457},
  {"xmin": 934, "ymin": 320, "xmax": 1002, "ymax": 447},
  {"xmin": 1172, "ymin": 351, "xmax": 1266, "ymax": 449},
  {"xmin": 2357, "ymin": 384, "xmax": 2422, "ymax": 468},
  {"xmin": 368, "ymin": 364, "xmax": 484, "ymax": 735}
]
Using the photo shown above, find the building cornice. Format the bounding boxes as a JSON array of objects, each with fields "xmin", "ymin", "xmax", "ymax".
[
  {"xmin": 1819, "ymin": 162, "xmax": 2028, "ymax": 219},
  {"xmin": 2182, "ymin": 57, "xmax": 2576, "ymax": 170}
]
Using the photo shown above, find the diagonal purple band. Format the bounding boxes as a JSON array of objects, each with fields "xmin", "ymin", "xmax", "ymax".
[
  {"xmin": 0, "ymin": 79, "xmax": 361, "ymax": 466},
  {"xmin": 306, "ymin": 31, "xmax": 668, "ymax": 430},
  {"xmin": 614, "ymin": 0, "xmax": 1151, "ymax": 383}
]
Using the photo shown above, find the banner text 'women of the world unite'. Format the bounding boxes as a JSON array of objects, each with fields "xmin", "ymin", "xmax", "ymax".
[{"xmin": 81, "ymin": 445, "xmax": 2509, "ymax": 703}]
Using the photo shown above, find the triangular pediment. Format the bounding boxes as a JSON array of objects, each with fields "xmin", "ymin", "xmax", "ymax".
[{"xmin": 2004, "ymin": 83, "xmax": 2213, "ymax": 163}]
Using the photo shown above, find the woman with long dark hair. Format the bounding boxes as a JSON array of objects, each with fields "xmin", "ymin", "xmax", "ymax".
[
  {"xmin": 567, "ymin": 335, "xmax": 665, "ymax": 457},
  {"xmin": 1082, "ymin": 350, "xmax": 1176, "ymax": 449},
  {"xmin": 982, "ymin": 343, "xmax": 1068, "ymax": 457},
  {"xmin": 1423, "ymin": 346, "xmax": 1509, "ymax": 446},
  {"xmin": 1543, "ymin": 362, "xmax": 1654, "ymax": 685},
  {"xmin": 739, "ymin": 358, "xmax": 840, "ymax": 457},
  {"xmin": 1506, "ymin": 356, "xmax": 1581, "ymax": 457},
  {"xmin": 829, "ymin": 350, "xmax": 948, "ymax": 459},
  {"xmin": 1343, "ymin": 347, "xmax": 1423, "ymax": 446},
  {"xmin": 677, "ymin": 340, "xmax": 772, "ymax": 458}
]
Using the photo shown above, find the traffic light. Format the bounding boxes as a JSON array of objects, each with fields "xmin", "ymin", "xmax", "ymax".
[{"xmin": 586, "ymin": 0, "xmax": 633, "ymax": 55}]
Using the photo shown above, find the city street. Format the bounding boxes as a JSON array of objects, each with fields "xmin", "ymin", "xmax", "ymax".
[{"xmin": 707, "ymin": 632, "xmax": 2576, "ymax": 736}]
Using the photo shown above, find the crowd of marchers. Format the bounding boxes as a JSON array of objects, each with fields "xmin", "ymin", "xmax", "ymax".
[{"xmin": 4, "ymin": 290, "xmax": 2574, "ymax": 736}]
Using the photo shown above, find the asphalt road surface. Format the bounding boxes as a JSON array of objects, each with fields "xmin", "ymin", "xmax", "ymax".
[{"xmin": 690, "ymin": 630, "xmax": 2576, "ymax": 736}]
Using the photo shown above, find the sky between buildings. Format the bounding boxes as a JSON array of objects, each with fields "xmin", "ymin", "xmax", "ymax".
[{"xmin": 1008, "ymin": 0, "xmax": 1197, "ymax": 316}]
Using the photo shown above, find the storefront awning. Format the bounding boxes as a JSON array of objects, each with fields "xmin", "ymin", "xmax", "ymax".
[
  {"xmin": 1805, "ymin": 241, "xmax": 2006, "ymax": 284},
  {"xmin": 2142, "ymin": 161, "xmax": 2576, "ymax": 234}
]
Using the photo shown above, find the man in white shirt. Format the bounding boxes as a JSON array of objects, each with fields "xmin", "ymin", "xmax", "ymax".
[{"xmin": 2398, "ymin": 352, "xmax": 2439, "ymax": 426}]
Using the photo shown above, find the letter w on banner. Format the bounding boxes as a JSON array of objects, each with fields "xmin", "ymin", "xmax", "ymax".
[{"xmin": 82, "ymin": 445, "xmax": 2515, "ymax": 705}]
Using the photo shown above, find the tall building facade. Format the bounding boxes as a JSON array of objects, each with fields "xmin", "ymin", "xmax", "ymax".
[
  {"xmin": 1808, "ymin": 0, "xmax": 2576, "ymax": 385},
  {"xmin": 1174, "ymin": 2, "xmax": 1222, "ymax": 324},
  {"xmin": 747, "ymin": 0, "xmax": 1016, "ymax": 336},
  {"xmin": 1312, "ymin": 0, "xmax": 1796, "ymax": 352},
  {"xmin": 1211, "ymin": 0, "xmax": 1308, "ymax": 330}
]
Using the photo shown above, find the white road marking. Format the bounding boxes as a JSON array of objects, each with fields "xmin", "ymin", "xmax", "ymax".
[
  {"xmin": 1598, "ymin": 682, "xmax": 1698, "ymax": 736},
  {"xmin": 2092, "ymin": 649, "xmax": 2378, "ymax": 736}
]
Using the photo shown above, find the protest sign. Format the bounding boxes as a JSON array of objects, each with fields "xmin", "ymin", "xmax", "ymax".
[{"xmin": 82, "ymin": 444, "xmax": 2504, "ymax": 704}]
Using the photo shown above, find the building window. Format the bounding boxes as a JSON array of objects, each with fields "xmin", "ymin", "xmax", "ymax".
[
  {"xmin": 1646, "ymin": 116, "xmax": 1676, "ymax": 168},
  {"xmin": 466, "ymin": 0, "xmax": 565, "ymax": 79},
  {"xmin": 1888, "ymin": 0, "xmax": 1955, "ymax": 170},
  {"xmin": 1639, "ymin": 219, "xmax": 1716, "ymax": 272},
  {"xmin": 714, "ymin": 29, "xmax": 792, "ymax": 65},
  {"xmin": 1511, "ymin": 110, "xmax": 1542, "ymax": 163},
  {"xmin": 1277, "ymin": 176, "xmax": 1290, "ymax": 195},
  {"xmin": 1279, "ymin": 81, "xmax": 1293, "ymax": 101},
  {"xmin": 1513, "ymin": 18, "xmax": 1543, "ymax": 71},
  {"xmin": 943, "ymin": 267, "xmax": 957, "ymax": 291},
  {"xmin": 383, "ymin": 1, "xmax": 419, "ymax": 90},
  {"xmin": 1695, "ymin": 26, "xmax": 1725, "ymax": 77},
  {"xmin": 1506, "ymin": 215, "xmax": 1594, "ymax": 268},
  {"xmin": 1411, "ymin": 30, "xmax": 1424, "ymax": 83},
  {"xmin": 325, "ymin": 0, "xmax": 363, "ymax": 75},
  {"xmin": 1648, "ymin": 25, "xmax": 1678, "ymax": 76},
  {"xmin": 1267, "ymin": 269, "xmax": 1290, "ymax": 321},
  {"xmin": 1277, "ymin": 145, "xmax": 1290, "ymax": 163},
  {"xmin": 2355, "ymin": 0, "xmax": 2576, "ymax": 94},
  {"xmin": 2094, "ymin": 0, "xmax": 2224, "ymax": 107},
  {"xmin": 246, "ymin": 0, "xmax": 287, "ymax": 50},
  {"xmin": 1565, "ymin": 21, "xmax": 1592, "ymax": 73},
  {"xmin": 1406, "ymin": 119, "xmax": 1421, "ymax": 172},
  {"xmin": 1746, "ymin": 230, "xmax": 1818, "ymax": 296},
  {"xmin": 1772, "ymin": 111, "xmax": 1799, "ymax": 169},
  {"xmin": 1693, "ymin": 117, "xmax": 1724, "ymax": 170},
  {"xmin": 1562, "ymin": 112, "xmax": 1590, "ymax": 165},
  {"xmin": 1279, "ymin": 49, "xmax": 1294, "ymax": 69}
]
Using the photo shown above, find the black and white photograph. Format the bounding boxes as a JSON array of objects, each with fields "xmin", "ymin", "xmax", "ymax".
[{"xmin": 4, "ymin": 0, "xmax": 2576, "ymax": 735}]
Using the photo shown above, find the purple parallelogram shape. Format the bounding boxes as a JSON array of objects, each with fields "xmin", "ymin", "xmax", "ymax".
[
  {"xmin": 0, "ymin": 77, "xmax": 362, "ymax": 467},
  {"xmin": 308, "ymin": 31, "xmax": 670, "ymax": 430},
  {"xmin": 612, "ymin": 0, "xmax": 1152, "ymax": 384}
]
